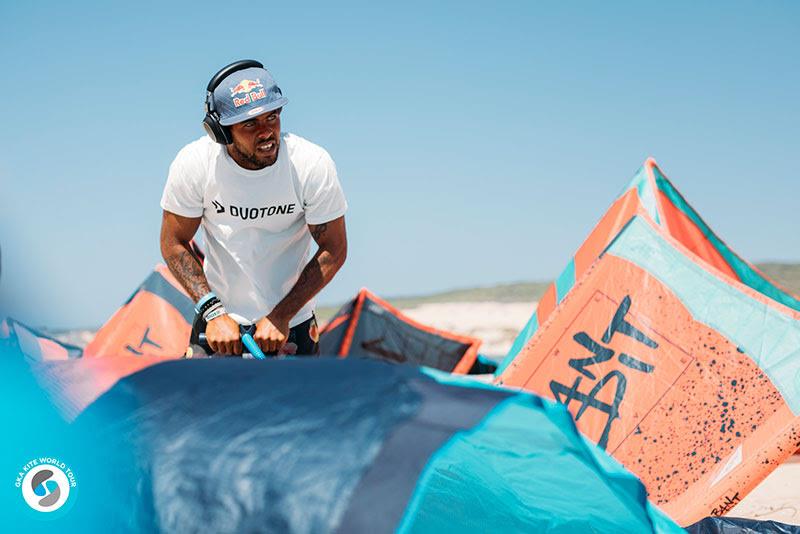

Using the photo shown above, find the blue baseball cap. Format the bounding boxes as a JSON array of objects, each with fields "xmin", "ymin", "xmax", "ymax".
[{"xmin": 214, "ymin": 66, "xmax": 288, "ymax": 126}]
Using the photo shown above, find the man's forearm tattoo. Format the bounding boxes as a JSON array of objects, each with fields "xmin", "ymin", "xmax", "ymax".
[
  {"xmin": 310, "ymin": 223, "xmax": 328, "ymax": 241},
  {"xmin": 165, "ymin": 249, "xmax": 210, "ymax": 301},
  {"xmin": 271, "ymin": 249, "xmax": 333, "ymax": 320},
  {"xmin": 295, "ymin": 256, "xmax": 324, "ymax": 290}
]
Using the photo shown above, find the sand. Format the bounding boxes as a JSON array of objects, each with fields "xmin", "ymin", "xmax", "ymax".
[
  {"xmin": 400, "ymin": 301, "xmax": 536, "ymax": 357},
  {"xmin": 730, "ymin": 456, "xmax": 800, "ymax": 524}
]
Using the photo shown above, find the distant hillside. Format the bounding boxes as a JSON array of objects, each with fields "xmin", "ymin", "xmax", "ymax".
[
  {"xmin": 45, "ymin": 264, "xmax": 800, "ymax": 332},
  {"xmin": 317, "ymin": 263, "xmax": 800, "ymax": 323},
  {"xmin": 387, "ymin": 281, "xmax": 551, "ymax": 307},
  {"xmin": 757, "ymin": 263, "xmax": 800, "ymax": 296},
  {"xmin": 316, "ymin": 281, "xmax": 549, "ymax": 323}
]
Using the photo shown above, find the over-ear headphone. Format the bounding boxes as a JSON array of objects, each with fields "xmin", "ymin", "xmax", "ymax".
[{"xmin": 203, "ymin": 59, "xmax": 264, "ymax": 145}]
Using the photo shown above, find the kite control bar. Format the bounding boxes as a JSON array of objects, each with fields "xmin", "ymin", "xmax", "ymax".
[
  {"xmin": 241, "ymin": 332, "xmax": 267, "ymax": 360},
  {"xmin": 198, "ymin": 324, "xmax": 267, "ymax": 360}
]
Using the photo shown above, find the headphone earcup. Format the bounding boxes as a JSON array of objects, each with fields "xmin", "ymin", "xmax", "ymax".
[
  {"xmin": 219, "ymin": 124, "xmax": 232, "ymax": 145},
  {"xmin": 203, "ymin": 113, "xmax": 232, "ymax": 145}
]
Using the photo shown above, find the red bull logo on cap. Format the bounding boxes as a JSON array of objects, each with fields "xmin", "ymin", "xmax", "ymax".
[{"xmin": 230, "ymin": 78, "xmax": 267, "ymax": 108}]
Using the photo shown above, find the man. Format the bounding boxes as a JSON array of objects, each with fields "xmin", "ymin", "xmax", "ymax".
[{"xmin": 160, "ymin": 60, "xmax": 347, "ymax": 357}]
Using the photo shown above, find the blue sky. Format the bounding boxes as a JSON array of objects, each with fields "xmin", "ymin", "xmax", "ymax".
[{"xmin": 1, "ymin": 1, "xmax": 798, "ymax": 329}]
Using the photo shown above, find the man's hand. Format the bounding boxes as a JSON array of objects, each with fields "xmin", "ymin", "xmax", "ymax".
[
  {"xmin": 206, "ymin": 314, "xmax": 242, "ymax": 355},
  {"xmin": 254, "ymin": 313, "xmax": 290, "ymax": 354}
]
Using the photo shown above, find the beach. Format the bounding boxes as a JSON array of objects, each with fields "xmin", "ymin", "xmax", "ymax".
[{"xmin": 400, "ymin": 301, "xmax": 536, "ymax": 357}]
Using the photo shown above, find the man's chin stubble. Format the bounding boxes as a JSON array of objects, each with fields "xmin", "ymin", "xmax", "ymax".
[{"xmin": 232, "ymin": 144, "xmax": 276, "ymax": 170}]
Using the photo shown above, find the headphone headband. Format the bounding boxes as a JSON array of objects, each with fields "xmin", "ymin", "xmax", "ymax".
[{"xmin": 206, "ymin": 59, "xmax": 264, "ymax": 92}]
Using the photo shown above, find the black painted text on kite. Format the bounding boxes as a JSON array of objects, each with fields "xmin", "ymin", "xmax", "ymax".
[{"xmin": 550, "ymin": 295, "xmax": 657, "ymax": 450}]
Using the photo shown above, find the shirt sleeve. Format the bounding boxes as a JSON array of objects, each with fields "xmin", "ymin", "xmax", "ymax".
[
  {"xmin": 160, "ymin": 144, "xmax": 205, "ymax": 218},
  {"xmin": 302, "ymin": 149, "xmax": 348, "ymax": 225}
]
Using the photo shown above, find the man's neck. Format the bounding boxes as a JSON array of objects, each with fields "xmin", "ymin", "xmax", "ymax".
[{"xmin": 226, "ymin": 145, "xmax": 270, "ymax": 171}]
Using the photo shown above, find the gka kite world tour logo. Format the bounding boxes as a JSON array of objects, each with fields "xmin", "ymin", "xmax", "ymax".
[{"xmin": 15, "ymin": 456, "xmax": 77, "ymax": 515}]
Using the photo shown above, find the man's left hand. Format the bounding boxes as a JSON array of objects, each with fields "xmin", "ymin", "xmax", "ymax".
[{"xmin": 254, "ymin": 313, "xmax": 290, "ymax": 354}]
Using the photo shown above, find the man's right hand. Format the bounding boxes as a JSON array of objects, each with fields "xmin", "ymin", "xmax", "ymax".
[{"xmin": 205, "ymin": 314, "xmax": 242, "ymax": 355}]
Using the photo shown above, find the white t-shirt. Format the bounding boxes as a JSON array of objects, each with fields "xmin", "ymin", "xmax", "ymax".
[{"xmin": 160, "ymin": 132, "xmax": 347, "ymax": 327}]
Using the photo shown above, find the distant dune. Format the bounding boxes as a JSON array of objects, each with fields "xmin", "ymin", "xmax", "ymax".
[
  {"xmin": 402, "ymin": 301, "xmax": 535, "ymax": 357},
  {"xmin": 52, "ymin": 329, "xmax": 95, "ymax": 349},
  {"xmin": 758, "ymin": 263, "xmax": 800, "ymax": 296},
  {"xmin": 321, "ymin": 262, "xmax": 800, "ymax": 317},
  {"xmin": 54, "ymin": 263, "xmax": 800, "ymax": 355}
]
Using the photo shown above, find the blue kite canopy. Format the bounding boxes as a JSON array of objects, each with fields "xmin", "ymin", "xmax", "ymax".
[{"xmin": 42, "ymin": 357, "xmax": 681, "ymax": 533}]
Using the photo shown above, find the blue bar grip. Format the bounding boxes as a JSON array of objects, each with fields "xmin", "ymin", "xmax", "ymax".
[
  {"xmin": 241, "ymin": 333, "xmax": 266, "ymax": 360},
  {"xmin": 197, "ymin": 331, "xmax": 269, "ymax": 359}
]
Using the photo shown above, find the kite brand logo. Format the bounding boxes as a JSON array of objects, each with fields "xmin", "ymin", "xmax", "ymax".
[
  {"xmin": 710, "ymin": 492, "xmax": 741, "ymax": 517},
  {"xmin": 212, "ymin": 199, "xmax": 225, "ymax": 214},
  {"xmin": 230, "ymin": 78, "xmax": 266, "ymax": 108},
  {"xmin": 229, "ymin": 203, "xmax": 297, "ymax": 221},
  {"xmin": 126, "ymin": 326, "xmax": 162, "ymax": 355},
  {"xmin": 15, "ymin": 456, "xmax": 77, "ymax": 516}
]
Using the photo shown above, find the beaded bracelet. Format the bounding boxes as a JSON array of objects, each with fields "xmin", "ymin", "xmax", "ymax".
[{"xmin": 197, "ymin": 296, "xmax": 222, "ymax": 317}]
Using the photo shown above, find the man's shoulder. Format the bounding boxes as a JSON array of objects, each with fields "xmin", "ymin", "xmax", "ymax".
[
  {"xmin": 175, "ymin": 135, "xmax": 218, "ymax": 162},
  {"xmin": 169, "ymin": 136, "xmax": 219, "ymax": 183},
  {"xmin": 283, "ymin": 132, "xmax": 331, "ymax": 166}
]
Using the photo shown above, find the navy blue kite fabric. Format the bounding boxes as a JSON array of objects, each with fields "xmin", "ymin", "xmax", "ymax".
[
  {"xmin": 74, "ymin": 358, "xmax": 506, "ymax": 532},
  {"xmin": 69, "ymin": 358, "xmax": 681, "ymax": 533}
]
